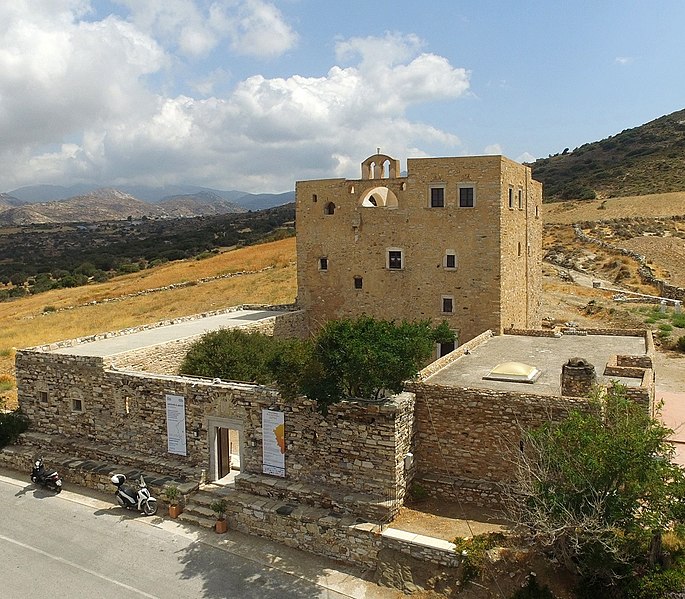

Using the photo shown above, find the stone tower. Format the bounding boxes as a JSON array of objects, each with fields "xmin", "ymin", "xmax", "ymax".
[{"xmin": 296, "ymin": 153, "xmax": 543, "ymax": 347}]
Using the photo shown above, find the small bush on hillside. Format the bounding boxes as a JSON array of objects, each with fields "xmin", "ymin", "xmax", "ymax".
[
  {"xmin": 676, "ymin": 336, "xmax": 685, "ymax": 352},
  {"xmin": 671, "ymin": 313, "xmax": 685, "ymax": 328}
]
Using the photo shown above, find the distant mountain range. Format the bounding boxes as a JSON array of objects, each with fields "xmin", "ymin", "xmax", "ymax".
[
  {"xmin": 0, "ymin": 184, "xmax": 295, "ymax": 224},
  {"xmin": 530, "ymin": 107, "xmax": 685, "ymax": 201}
]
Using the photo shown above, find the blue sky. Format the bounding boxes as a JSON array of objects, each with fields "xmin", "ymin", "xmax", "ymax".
[{"xmin": 1, "ymin": 1, "xmax": 684, "ymax": 193}]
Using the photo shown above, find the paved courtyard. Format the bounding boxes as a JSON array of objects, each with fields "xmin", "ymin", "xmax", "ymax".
[{"xmin": 49, "ymin": 309, "xmax": 289, "ymax": 357}]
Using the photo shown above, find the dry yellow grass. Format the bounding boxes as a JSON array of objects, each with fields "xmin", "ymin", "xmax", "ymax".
[
  {"xmin": 0, "ymin": 237, "xmax": 296, "ymax": 408},
  {"xmin": 543, "ymin": 191, "xmax": 685, "ymax": 224}
]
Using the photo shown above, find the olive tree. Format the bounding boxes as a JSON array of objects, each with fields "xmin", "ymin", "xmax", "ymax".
[{"xmin": 506, "ymin": 382, "xmax": 685, "ymax": 588}]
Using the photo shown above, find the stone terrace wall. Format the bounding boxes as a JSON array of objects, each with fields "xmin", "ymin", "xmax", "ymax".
[
  {"xmin": 237, "ymin": 393, "xmax": 415, "ymax": 504},
  {"xmin": 406, "ymin": 381, "xmax": 590, "ymax": 501},
  {"xmin": 109, "ymin": 309, "xmax": 308, "ymax": 374},
  {"xmin": 16, "ymin": 350, "xmax": 410, "ymax": 503}
]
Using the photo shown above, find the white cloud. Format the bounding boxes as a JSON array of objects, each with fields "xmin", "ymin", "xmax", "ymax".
[
  {"xmin": 0, "ymin": 7, "xmax": 470, "ymax": 192},
  {"xmin": 615, "ymin": 56, "xmax": 634, "ymax": 66},
  {"xmin": 484, "ymin": 144, "xmax": 503, "ymax": 155},
  {"xmin": 517, "ymin": 151, "xmax": 537, "ymax": 164},
  {"xmin": 212, "ymin": 0, "xmax": 298, "ymax": 58}
]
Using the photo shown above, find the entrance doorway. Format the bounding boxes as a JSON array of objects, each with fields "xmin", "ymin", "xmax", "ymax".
[{"xmin": 208, "ymin": 417, "xmax": 243, "ymax": 484}]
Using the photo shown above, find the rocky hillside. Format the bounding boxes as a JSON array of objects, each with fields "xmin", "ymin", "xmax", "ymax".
[
  {"xmin": 531, "ymin": 108, "xmax": 685, "ymax": 201},
  {"xmin": 0, "ymin": 189, "xmax": 245, "ymax": 225}
]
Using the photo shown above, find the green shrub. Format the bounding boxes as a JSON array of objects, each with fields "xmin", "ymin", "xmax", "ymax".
[
  {"xmin": 671, "ymin": 313, "xmax": 685, "ymax": 328},
  {"xmin": 624, "ymin": 564, "xmax": 685, "ymax": 599},
  {"xmin": 659, "ymin": 323, "xmax": 673, "ymax": 332},
  {"xmin": 0, "ymin": 406, "xmax": 29, "ymax": 448},
  {"xmin": 453, "ymin": 533, "xmax": 508, "ymax": 583},
  {"xmin": 42, "ymin": 305, "xmax": 57, "ymax": 313},
  {"xmin": 676, "ymin": 336, "xmax": 685, "ymax": 352}
]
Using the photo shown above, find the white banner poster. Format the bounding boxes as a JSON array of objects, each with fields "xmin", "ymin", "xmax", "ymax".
[
  {"xmin": 262, "ymin": 409, "xmax": 285, "ymax": 477},
  {"xmin": 166, "ymin": 394, "xmax": 187, "ymax": 456}
]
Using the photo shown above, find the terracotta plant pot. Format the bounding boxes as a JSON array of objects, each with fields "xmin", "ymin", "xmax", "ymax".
[
  {"xmin": 168, "ymin": 504, "xmax": 182, "ymax": 519},
  {"xmin": 215, "ymin": 518, "xmax": 228, "ymax": 534}
]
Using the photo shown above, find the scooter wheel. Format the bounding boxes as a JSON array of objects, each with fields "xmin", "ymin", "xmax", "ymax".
[
  {"xmin": 142, "ymin": 499, "xmax": 158, "ymax": 516},
  {"xmin": 48, "ymin": 483, "xmax": 62, "ymax": 494}
]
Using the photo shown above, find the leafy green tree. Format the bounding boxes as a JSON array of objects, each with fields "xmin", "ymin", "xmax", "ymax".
[
  {"xmin": 507, "ymin": 382, "xmax": 685, "ymax": 589},
  {"xmin": 180, "ymin": 329, "xmax": 279, "ymax": 385},
  {"xmin": 274, "ymin": 316, "xmax": 453, "ymax": 413}
]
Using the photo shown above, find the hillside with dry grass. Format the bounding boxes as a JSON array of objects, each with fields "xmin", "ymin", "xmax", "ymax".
[
  {"xmin": 531, "ymin": 107, "xmax": 685, "ymax": 200},
  {"xmin": 0, "ymin": 237, "xmax": 296, "ymax": 409}
]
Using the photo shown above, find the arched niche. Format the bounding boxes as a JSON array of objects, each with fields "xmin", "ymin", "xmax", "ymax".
[{"xmin": 360, "ymin": 186, "xmax": 399, "ymax": 208}]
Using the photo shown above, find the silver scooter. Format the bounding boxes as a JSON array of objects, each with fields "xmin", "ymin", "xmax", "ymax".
[{"xmin": 110, "ymin": 473, "xmax": 158, "ymax": 516}]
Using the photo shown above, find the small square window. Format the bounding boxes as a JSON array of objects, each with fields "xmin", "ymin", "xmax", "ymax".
[
  {"xmin": 319, "ymin": 257, "xmax": 328, "ymax": 271},
  {"xmin": 459, "ymin": 187, "xmax": 474, "ymax": 208},
  {"xmin": 445, "ymin": 253, "xmax": 456, "ymax": 269},
  {"xmin": 39, "ymin": 391, "xmax": 48, "ymax": 402},
  {"xmin": 388, "ymin": 250, "xmax": 403, "ymax": 270},
  {"xmin": 72, "ymin": 398, "xmax": 83, "ymax": 412},
  {"xmin": 442, "ymin": 296, "xmax": 454, "ymax": 313},
  {"xmin": 429, "ymin": 186, "xmax": 445, "ymax": 208},
  {"xmin": 354, "ymin": 276, "xmax": 363, "ymax": 289}
]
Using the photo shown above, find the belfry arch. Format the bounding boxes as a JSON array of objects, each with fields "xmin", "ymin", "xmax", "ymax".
[{"xmin": 361, "ymin": 154, "xmax": 400, "ymax": 180}]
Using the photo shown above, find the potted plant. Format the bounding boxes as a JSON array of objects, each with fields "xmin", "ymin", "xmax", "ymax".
[
  {"xmin": 163, "ymin": 485, "xmax": 183, "ymax": 518},
  {"xmin": 210, "ymin": 498, "xmax": 228, "ymax": 533}
]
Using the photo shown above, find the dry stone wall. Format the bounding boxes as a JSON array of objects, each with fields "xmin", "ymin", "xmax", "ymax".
[
  {"xmin": 406, "ymin": 381, "xmax": 591, "ymax": 504},
  {"xmin": 109, "ymin": 309, "xmax": 307, "ymax": 374},
  {"xmin": 16, "ymin": 350, "xmax": 411, "ymax": 505}
]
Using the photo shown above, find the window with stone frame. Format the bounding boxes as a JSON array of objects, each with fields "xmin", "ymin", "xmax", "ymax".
[
  {"xmin": 444, "ymin": 251, "xmax": 457, "ymax": 270},
  {"xmin": 458, "ymin": 185, "xmax": 475, "ymax": 207},
  {"xmin": 442, "ymin": 295, "xmax": 454, "ymax": 314},
  {"xmin": 354, "ymin": 276, "xmax": 363, "ymax": 289},
  {"xmin": 319, "ymin": 257, "xmax": 328, "ymax": 271},
  {"xmin": 387, "ymin": 249, "xmax": 404, "ymax": 270},
  {"xmin": 429, "ymin": 184, "xmax": 445, "ymax": 208}
]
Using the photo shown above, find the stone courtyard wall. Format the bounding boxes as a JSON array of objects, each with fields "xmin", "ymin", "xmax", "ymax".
[
  {"xmin": 108, "ymin": 309, "xmax": 308, "ymax": 374},
  {"xmin": 406, "ymin": 381, "xmax": 591, "ymax": 504},
  {"xmin": 16, "ymin": 350, "xmax": 410, "ymax": 504}
]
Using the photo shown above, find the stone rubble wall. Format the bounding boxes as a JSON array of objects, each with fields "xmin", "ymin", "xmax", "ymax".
[
  {"xmin": 29, "ymin": 303, "xmax": 300, "ymax": 352},
  {"xmin": 108, "ymin": 309, "xmax": 308, "ymax": 374},
  {"xmin": 16, "ymin": 350, "xmax": 410, "ymax": 505},
  {"xmin": 406, "ymin": 381, "xmax": 591, "ymax": 504},
  {"xmin": 573, "ymin": 224, "xmax": 685, "ymax": 302},
  {"xmin": 416, "ymin": 330, "xmax": 494, "ymax": 381}
]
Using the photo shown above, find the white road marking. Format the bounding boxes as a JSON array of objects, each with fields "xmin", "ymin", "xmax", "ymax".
[{"xmin": 0, "ymin": 533, "xmax": 161, "ymax": 599}]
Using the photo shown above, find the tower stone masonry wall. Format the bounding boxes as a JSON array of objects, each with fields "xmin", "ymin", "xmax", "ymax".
[{"xmin": 296, "ymin": 154, "xmax": 542, "ymax": 343}]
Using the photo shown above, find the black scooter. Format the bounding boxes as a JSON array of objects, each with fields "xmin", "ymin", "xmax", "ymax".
[{"xmin": 30, "ymin": 457, "xmax": 63, "ymax": 493}]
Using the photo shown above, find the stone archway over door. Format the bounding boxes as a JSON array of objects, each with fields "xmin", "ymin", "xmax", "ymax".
[{"xmin": 207, "ymin": 416, "xmax": 243, "ymax": 482}]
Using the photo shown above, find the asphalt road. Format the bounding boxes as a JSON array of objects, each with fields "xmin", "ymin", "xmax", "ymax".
[{"xmin": 0, "ymin": 472, "xmax": 397, "ymax": 599}]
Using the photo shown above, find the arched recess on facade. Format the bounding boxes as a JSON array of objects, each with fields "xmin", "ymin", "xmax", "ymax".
[
  {"xmin": 360, "ymin": 186, "xmax": 399, "ymax": 208},
  {"xmin": 324, "ymin": 202, "xmax": 336, "ymax": 215}
]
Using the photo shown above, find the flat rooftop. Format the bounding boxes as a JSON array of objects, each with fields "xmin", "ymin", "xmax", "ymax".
[
  {"xmin": 426, "ymin": 333, "xmax": 647, "ymax": 396},
  {"xmin": 49, "ymin": 309, "xmax": 288, "ymax": 358}
]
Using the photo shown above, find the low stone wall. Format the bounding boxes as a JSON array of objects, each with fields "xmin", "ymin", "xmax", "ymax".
[
  {"xmin": 225, "ymin": 491, "xmax": 382, "ymax": 568},
  {"xmin": 416, "ymin": 330, "xmax": 494, "ymax": 381},
  {"xmin": 109, "ymin": 309, "xmax": 308, "ymax": 374},
  {"xmin": 16, "ymin": 350, "xmax": 411, "ymax": 508},
  {"xmin": 573, "ymin": 224, "xmax": 685, "ymax": 302},
  {"xmin": 406, "ymin": 381, "xmax": 591, "ymax": 504}
]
